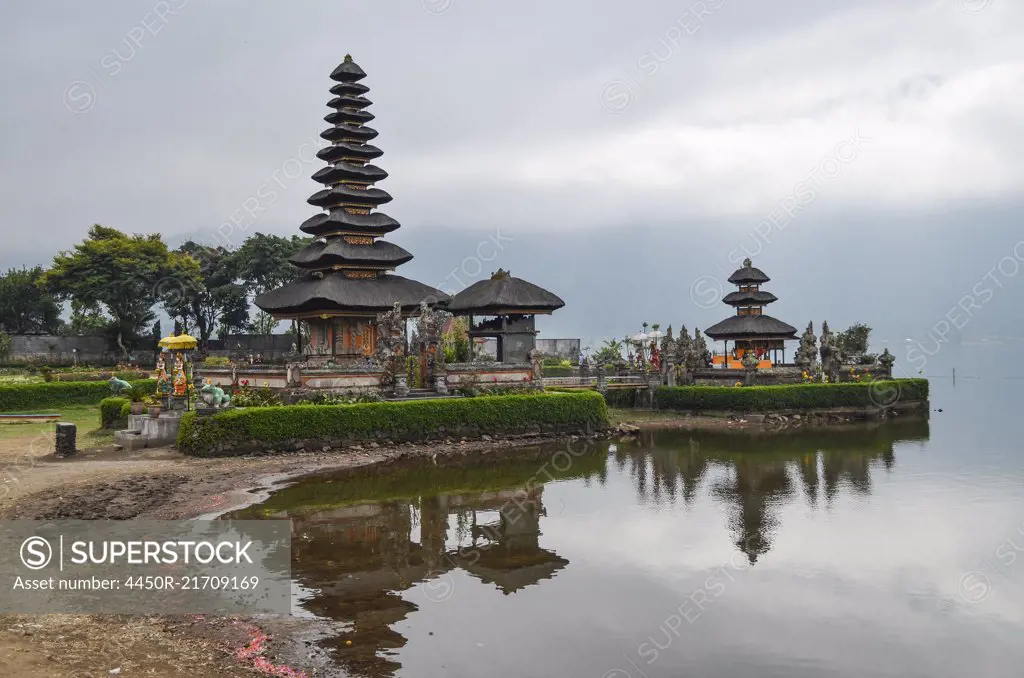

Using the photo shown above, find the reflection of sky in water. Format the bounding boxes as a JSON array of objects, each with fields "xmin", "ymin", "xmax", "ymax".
[{"xmin": 246, "ymin": 357, "xmax": 1024, "ymax": 678}]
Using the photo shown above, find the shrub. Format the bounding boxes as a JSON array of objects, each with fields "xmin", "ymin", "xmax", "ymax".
[
  {"xmin": 231, "ymin": 386, "xmax": 282, "ymax": 408},
  {"xmin": 202, "ymin": 356, "xmax": 231, "ymax": 367},
  {"xmin": 178, "ymin": 391, "xmax": 610, "ymax": 457},
  {"xmin": 603, "ymin": 387, "xmax": 646, "ymax": 409},
  {"xmin": 53, "ymin": 370, "xmax": 149, "ymax": 382},
  {"xmin": 643, "ymin": 379, "xmax": 928, "ymax": 412},
  {"xmin": 100, "ymin": 397, "xmax": 130, "ymax": 429},
  {"xmin": 299, "ymin": 391, "xmax": 384, "ymax": 405},
  {"xmin": 0, "ymin": 379, "xmax": 154, "ymax": 412},
  {"xmin": 542, "ymin": 365, "xmax": 576, "ymax": 377}
]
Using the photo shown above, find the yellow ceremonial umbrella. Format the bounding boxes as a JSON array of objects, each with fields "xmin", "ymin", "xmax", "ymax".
[{"xmin": 158, "ymin": 334, "xmax": 199, "ymax": 350}]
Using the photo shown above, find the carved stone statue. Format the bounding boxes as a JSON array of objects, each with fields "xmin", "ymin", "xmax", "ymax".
[
  {"xmin": 819, "ymin": 321, "xmax": 841, "ymax": 382},
  {"xmin": 741, "ymin": 347, "xmax": 759, "ymax": 385},
  {"xmin": 108, "ymin": 376, "xmax": 131, "ymax": 395},
  {"xmin": 528, "ymin": 348, "xmax": 544, "ymax": 383},
  {"xmin": 661, "ymin": 326, "xmax": 675, "ymax": 386},
  {"xmin": 375, "ymin": 302, "xmax": 406, "ymax": 390},
  {"xmin": 794, "ymin": 321, "xmax": 818, "ymax": 371},
  {"xmin": 878, "ymin": 348, "xmax": 895, "ymax": 378},
  {"xmin": 690, "ymin": 327, "xmax": 712, "ymax": 369},
  {"xmin": 416, "ymin": 301, "xmax": 445, "ymax": 347},
  {"xmin": 200, "ymin": 380, "xmax": 231, "ymax": 408}
]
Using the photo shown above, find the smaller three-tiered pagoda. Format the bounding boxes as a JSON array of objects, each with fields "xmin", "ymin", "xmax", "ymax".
[{"xmin": 705, "ymin": 258, "xmax": 797, "ymax": 367}]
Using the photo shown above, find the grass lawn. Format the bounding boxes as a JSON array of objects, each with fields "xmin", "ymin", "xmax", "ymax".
[{"xmin": 0, "ymin": 404, "xmax": 111, "ymax": 445}]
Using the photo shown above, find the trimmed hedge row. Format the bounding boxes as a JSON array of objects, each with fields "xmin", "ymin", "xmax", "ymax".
[
  {"xmin": 178, "ymin": 391, "xmax": 610, "ymax": 457},
  {"xmin": 0, "ymin": 379, "xmax": 154, "ymax": 412},
  {"xmin": 645, "ymin": 379, "xmax": 929, "ymax": 412},
  {"xmin": 100, "ymin": 397, "xmax": 130, "ymax": 430}
]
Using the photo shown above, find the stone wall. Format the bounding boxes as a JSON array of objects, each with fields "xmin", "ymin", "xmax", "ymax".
[
  {"xmin": 444, "ymin": 362, "xmax": 534, "ymax": 387},
  {"xmin": 2, "ymin": 335, "xmax": 119, "ymax": 365},
  {"xmin": 204, "ymin": 334, "xmax": 296, "ymax": 361},
  {"xmin": 197, "ymin": 365, "xmax": 385, "ymax": 395},
  {"xmin": 536, "ymin": 338, "xmax": 581, "ymax": 359}
]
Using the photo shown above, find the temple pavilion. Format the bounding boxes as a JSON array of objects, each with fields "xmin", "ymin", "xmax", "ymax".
[
  {"xmin": 255, "ymin": 56, "xmax": 448, "ymax": 364},
  {"xmin": 704, "ymin": 258, "xmax": 797, "ymax": 367},
  {"xmin": 446, "ymin": 269, "xmax": 565, "ymax": 363}
]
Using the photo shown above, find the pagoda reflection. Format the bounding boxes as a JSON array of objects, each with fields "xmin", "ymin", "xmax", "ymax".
[
  {"xmin": 629, "ymin": 420, "xmax": 929, "ymax": 564},
  {"xmin": 239, "ymin": 450, "xmax": 606, "ymax": 677},
  {"xmin": 275, "ymin": 486, "xmax": 569, "ymax": 677}
]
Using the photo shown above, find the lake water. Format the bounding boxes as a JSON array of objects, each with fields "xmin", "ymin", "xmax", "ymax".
[{"xmin": 236, "ymin": 371, "xmax": 1024, "ymax": 677}]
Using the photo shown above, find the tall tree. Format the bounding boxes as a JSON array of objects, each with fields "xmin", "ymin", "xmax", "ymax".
[
  {"xmin": 229, "ymin": 233, "xmax": 310, "ymax": 334},
  {"xmin": 836, "ymin": 322, "xmax": 872, "ymax": 356},
  {"xmin": 40, "ymin": 225, "xmax": 182, "ymax": 358},
  {"xmin": 160, "ymin": 241, "xmax": 250, "ymax": 345},
  {"xmin": 0, "ymin": 266, "xmax": 62, "ymax": 334}
]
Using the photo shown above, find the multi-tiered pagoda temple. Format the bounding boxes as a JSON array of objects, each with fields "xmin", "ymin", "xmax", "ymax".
[
  {"xmin": 705, "ymin": 258, "xmax": 797, "ymax": 367},
  {"xmin": 255, "ymin": 56, "xmax": 448, "ymax": 364}
]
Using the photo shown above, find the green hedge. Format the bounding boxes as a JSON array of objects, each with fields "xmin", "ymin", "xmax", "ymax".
[
  {"xmin": 0, "ymin": 379, "xmax": 154, "ymax": 412},
  {"xmin": 643, "ymin": 379, "xmax": 928, "ymax": 412},
  {"xmin": 542, "ymin": 366, "xmax": 576, "ymax": 377},
  {"xmin": 603, "ymin": 388, "xmax": 645, "ymax": 409},
  {"xmin": 100, "ymin": 397, "xmax": 130, "ymax": 430},
  {"xmin": 178, "ymin": 391, "xmax": 610, "ymax": 457}
]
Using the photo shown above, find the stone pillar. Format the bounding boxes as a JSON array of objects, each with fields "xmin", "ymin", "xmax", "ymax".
[
  {"xmin": 596, "ymin": 369, "xmax": 608, "ymax": 394},
  {"xmin": 394, "ymin": 373, "xmax": 409, "ymax": 398},
  {"xmin": 579, "ymin": 361, "xmax": 590, "ymax": 386},
  {"xmin": 667, "ymin": 363, "xmax": 677, "ymax": 387},
  {"xmin": 55, "ymin": 423, "xmax": 76, "ymax": 458},
  {"xmin": 647, "ymin": 374, "xmax": 661, "ymax": 408},
  {"xmin": 435, "ymin": 375, "xmax": 449, "ymax": 395}
]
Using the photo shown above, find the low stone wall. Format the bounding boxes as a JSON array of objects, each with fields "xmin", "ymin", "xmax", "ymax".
[
  {"xmin": 444, "ymin": 362, "xmax": 533, "ymax": 387},
  {"xmin": 196, "ymin": 360, "xmax": 538, "ymax": 398},
  {"xmin": 691, "ymin": 368, "xmax": 747, "ymax": 386},
  {"xmin": 197, "ymin": 365, "xmax": 385, "ymax": 395}
]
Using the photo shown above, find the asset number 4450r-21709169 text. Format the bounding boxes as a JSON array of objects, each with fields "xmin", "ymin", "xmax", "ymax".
[{"xmin": 125, "ymin": 575, "xmax": 261, "ymax": 590}]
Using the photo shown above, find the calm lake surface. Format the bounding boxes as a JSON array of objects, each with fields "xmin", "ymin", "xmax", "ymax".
[{"xmin": 237, "ymin": 372, "xmax": 1024, "ymax": 677}]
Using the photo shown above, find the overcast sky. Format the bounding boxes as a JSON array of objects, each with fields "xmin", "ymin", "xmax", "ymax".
[{"xmin": 1, "ymin": 0, "xmax": 1022, "ymax": 362}]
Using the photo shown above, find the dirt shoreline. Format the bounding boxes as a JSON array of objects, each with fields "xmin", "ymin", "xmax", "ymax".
[{"xmin": 0, "ymin": 410, "xmax": 921, "ymax": 677}]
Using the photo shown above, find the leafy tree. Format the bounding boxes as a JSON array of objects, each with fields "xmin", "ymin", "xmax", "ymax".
[
  {"xmin": 66, "ymin": 300, "xmax": 111, "ymax": 336},
  {"xmin": 40, "ymin": 225, "xmax": 183, "ymax": 358},
  {"xmin": 161, "ymin": 241, "xmax": 251, "ymax": 345},
  {"xmin": 593, "ymin": 338, "xmax": 625, "ymax": 366},
  {"xmin": 0, "ymin": 330, "xmax": 10, "ymax": 360},
  {"xmin": 0, "ymin": 266, "xmax": 62, "ymax": 334},
  {"xmin": 442, "ymin": 317, "xmax": 471, "ymax": 363},
  {"xmin": 836, "ymin": 322, "xmax": 872, "ymax": 356},
  {"xmin": 229, "ymin": 233, "xmax": 310, "ymax": 334}
]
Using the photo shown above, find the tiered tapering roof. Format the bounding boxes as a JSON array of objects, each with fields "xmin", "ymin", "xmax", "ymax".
[
  {"xmin": 705, "ymin": 258, "xmax": 797, "ymax": 341},
  {"xmin": 255, "ymin": 56, "xmax": 448, "ymax": 317}
]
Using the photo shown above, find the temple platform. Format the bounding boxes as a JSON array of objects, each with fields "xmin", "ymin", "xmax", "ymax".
[{"xmin": 114, "ymin": 411, "xmax": 184, "ymax": 450}]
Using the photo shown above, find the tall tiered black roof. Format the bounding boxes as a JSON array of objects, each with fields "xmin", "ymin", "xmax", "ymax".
[{"xmin": 255, "ymin": 56, "xmax": 446, "ymax": 317}]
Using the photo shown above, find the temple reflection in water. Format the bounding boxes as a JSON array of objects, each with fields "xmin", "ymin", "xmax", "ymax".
[{"xmin": 234, "ymin": 420, "xmax": 928, "ymax": 676}]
